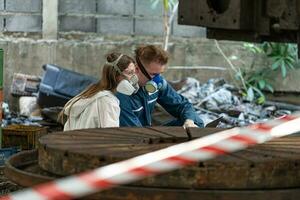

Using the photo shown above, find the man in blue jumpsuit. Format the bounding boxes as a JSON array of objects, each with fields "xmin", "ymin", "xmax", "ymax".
[{"xmin": 116, "ymin": 45, "xmax": 204, "ymax": 128}]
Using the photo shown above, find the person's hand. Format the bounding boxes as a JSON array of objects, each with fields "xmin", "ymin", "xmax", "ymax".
[{"xmin": 183, "ymin": 119, "xmax": 198, "ymax": 129}]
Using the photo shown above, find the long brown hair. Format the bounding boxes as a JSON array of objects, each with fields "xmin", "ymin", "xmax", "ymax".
[
  {"xmin": 59, "ymin": 52, "xmax": 135, "ymax": 124},
  {"xmin": 79, "ymin": 53, "xmax": 135, "ymax": 98}
]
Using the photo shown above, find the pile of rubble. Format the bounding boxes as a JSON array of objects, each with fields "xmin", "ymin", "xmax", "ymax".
[{"xmin": 177, "ymin": 77, "xmax": 298, "ymax": 128}]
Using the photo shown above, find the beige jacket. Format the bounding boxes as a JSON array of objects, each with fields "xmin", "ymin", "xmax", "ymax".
[{"xmin": 63, "ymin": 90, "xmax": 120, "ymax": 131}]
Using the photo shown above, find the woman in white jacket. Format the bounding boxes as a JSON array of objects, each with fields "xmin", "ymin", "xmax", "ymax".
[{"xmin": 61, "ymin": 53, "xmax": 139, "ymax": 131}]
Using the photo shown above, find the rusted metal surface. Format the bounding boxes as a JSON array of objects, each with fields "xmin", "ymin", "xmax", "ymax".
[
  {"xmin": 37, "ymin": 127, "xmax": 300, "ymax": 189},
  {"xmin": 5, "ymin": 149, "xmax": 300, "ymax": 200},
  {"xmin": 87, "ymin": 187, "xmax": 300, "ymax": 200},
  {"xmin": 2, "ymin": 125, "xmax": 48, "ymax": 150},
  {"xmin": 38, "ymin": 127, "xmax": 217, "ymax": 175},
  {"xmin": 178, "ymin": 0, "xmax": 300, "ymax": 44},
  {"xmin": 4, "ymin": 150, "xmax": 56, "ymax": 187},
  {"xmin": 179, "ymin": 0, "xmax": 254, "ymax": 30}
]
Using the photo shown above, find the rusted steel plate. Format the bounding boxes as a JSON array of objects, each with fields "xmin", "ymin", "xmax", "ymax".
[
  {"xmin": 38, "ymin": 127, "xmax": 189, "ymax": 176},
  {"xmin": 6, "ymin": 150, "xmax": 300, "ymax": 200},
  {"xmin": 4, "ymin": 150, "xmax": 55, "ymax": 186},
  {"xmin": 178, "ymin": 0, "xmax": 254, "ymax": 30},
  {"xmin": 178, "ymin": 0, "xmax": 300, "ymax": 44},
  {"xmin": 38, "ymin": 127, "xmax": 300, "ymax": 189}
]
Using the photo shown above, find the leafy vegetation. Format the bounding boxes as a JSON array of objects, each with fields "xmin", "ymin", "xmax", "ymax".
[
  {"xmin": 150, "ymin": 0, "xmax": 178, "ymax": 50},
  {"xmin": 237, "ymin": 42, "xmax": 299, "ymax": 104},
  {"xmin": 150, "ymin": 0, "xmax": 178, "ymax": 10}
]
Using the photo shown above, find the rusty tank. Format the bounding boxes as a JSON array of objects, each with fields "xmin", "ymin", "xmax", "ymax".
[{"xmin": 5, "ymin": 127, "xmax": 300, "ymax": 200}]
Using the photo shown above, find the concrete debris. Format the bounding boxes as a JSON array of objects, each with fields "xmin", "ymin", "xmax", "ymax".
[{"xmin": 177, "ymin": 77, "xmax": 297, "ymax": 128}]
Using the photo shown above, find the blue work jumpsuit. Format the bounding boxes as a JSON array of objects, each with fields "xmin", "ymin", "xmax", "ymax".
[{"xmin": 116, "ymin": 78, "xmax": 204, "ymax": 127}]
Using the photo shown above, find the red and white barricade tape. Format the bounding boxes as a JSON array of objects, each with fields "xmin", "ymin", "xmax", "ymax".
[{"xmin": 2, "ymin": 113, "xmax": 300, "ymax": 200}]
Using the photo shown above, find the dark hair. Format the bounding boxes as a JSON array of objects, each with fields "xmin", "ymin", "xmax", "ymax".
[{"xmin": 135, "ymin": 45, "xmax": 169, "ymax": 66}]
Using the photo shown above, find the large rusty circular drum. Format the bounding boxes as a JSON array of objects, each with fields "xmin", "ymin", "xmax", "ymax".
[{"xmin": 5, "ymin": 127, "xmax": 300, "ymax": 200}]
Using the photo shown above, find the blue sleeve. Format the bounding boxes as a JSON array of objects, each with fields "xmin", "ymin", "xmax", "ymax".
[
  {"xmin": 116, "ymin": 93, "xmax": 143, "ymax": 127},
  {"xmin": 157, "ymin": 80, "xmax": 204, "ymax": 127}
]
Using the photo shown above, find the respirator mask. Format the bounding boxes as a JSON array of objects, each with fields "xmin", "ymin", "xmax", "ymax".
[
  {"xmin": 116, "ymin": 75, "xmax": 139, "ymax": 95},
  {"xmin": 107, "ymin": 54, "xmax": 139, "ymax": 95},
  {"xmin": 144, "ymin": 74, "xmax": 164, "ymax": 93},
  {"xmin": 136, "ymin": 56, "xmax": 164, "ymax": 93}
]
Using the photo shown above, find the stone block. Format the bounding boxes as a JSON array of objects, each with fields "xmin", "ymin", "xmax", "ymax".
[
  {"xmin": 5, "ymin": 16, "xmax": 42, "ymax": 32},
  {"xmin": 135, "ymin": 0, "xmax": 162, "ymax": 16},
  {"xmin": 0, "ymin": 17, "xmax": 3, "ymax": 31},
  {"xmin": 173, "ymin": 18, "xmax": 207, "ymax": 37},
  {"xmin": 97, "ymin": 17, "xmax": 133, "ymax": 35},
  {"xmin": 59, "ymin": 0, "xmax": 96, "ymax": 13},
  {"xmin": 0, "ymin": 0, "xmax": 4, "ymax": 10},
  {"xmin": 97, "ymin": 0, "xmax": 133, "ymax": 15},
  {"xmin": 135, "ymin": 18, "xmax": 164, "ymax": 36},
  {"xmin": 59, "ymin": 16, "xmax": 96, "ymax": 32},
  {"xmin": 6, "ymin": 0, "xmax": 42, "ymax": 12}
]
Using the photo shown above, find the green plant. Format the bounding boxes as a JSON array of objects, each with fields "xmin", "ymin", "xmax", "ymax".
[
  {"xmin": 238, "ymin": 42, "xmax": 298, "ymax": 104},
  {"xmin": 236, "ymin": 67, "xmax": 274, "ymax": 104},
  {"xmin": 150, "ymin": 0, "xmax": 179, "ymax": 50},
  {"xmin": 244, "ymin": 42, "xmax": 299, "ymax": 78},
  {"xmin": 151, "ymin": 0, "xmax": 178, "ymax": 10},
  {"xmin": 263, "ymin": 42, "xmax": 298, "ymax": 78}
]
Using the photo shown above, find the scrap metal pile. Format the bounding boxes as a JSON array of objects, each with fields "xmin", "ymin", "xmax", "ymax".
[{"xmin": 176, "ymin": 77, "xmax": 298, "ymax": 128}]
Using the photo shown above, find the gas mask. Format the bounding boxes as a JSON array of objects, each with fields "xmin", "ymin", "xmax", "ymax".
[
  {"xmin": 107, "ymin": 54, "xmax": 140, "ymax": 95},
  {"xmin": 116, "ymin": 74, "xmax": 139, "ymax": 95},
  {"xmin": 144, "ymin": 74, "xmax": 164, "ymax": 93}
]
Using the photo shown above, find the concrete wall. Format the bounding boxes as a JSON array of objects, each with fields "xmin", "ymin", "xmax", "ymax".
[
  {"xmin": 2, "ymin": 0, "xmax": 42, "ymax": 32},
  {"xmin": 1, "ymin": 36, "xmax": 299, "ymax": 110},
  {"xmin": 0, "ymin": 0, "xmax": 205, "ymax": 37}
]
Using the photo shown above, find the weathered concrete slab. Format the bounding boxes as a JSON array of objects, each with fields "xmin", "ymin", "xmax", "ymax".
[
  {"xmin": 135, "ymin": 18, "xmax": 164, "ymax": 35},
  {"xmin": 59, "ymin": 0, "xmax": 96, "ymax": 13},
  {"xmin": 135, "ymin": 0, "xmax": 162, "ymax": 16},
  {"xmin": 173, "ymin": 17, "xmax": 207, "ymax": 37},
  {"xmin": 43, "ymin": 0, "xmax": 58, "ymax": 39},
  {"xmin": 59, "ymin": 16, "xmax": 96, "ymax": 32},
  {"xmin": 6, "ymin": 0, "xmax": 42, "ymax": 12},
  {"xmin": 5, "ymin": 16, "xmax": 42, "ymax": 32},
  {"xmin": 97, "ymin": 17, "xmax": 133, "ymax": 35},
  {"xmin": 98, "ymin": 0, "xmax": 133, "ymax": 15},
  {"xmin": 0, "ymin": 0, "xmax": 4, "ymax": 10},
  {"xmin": 0, "ymin": 17, "xmax": 3, "ymax": 31}
]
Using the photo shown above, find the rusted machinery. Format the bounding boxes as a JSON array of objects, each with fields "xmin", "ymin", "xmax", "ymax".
[
  {"xmin": 179, "ymin": 0, "xmax": 300, "ymax": 55},
  {"xmin": 4, "ymin": 127, "xmax": 300, "ymax": 200}
]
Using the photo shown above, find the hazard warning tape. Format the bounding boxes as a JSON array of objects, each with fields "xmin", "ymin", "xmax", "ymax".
[{"xmin": 1, "ymin": 113, "xmax": 300, "ymax": 200}]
